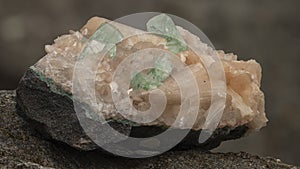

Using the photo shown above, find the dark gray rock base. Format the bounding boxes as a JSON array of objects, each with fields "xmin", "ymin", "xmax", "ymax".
[
  {"xmin": 16, "ymin": 69, "xmax": 248, "ymax": 152},
  {"xmin": 0, "ymin": 90, "xmax": 298, "ymax": 168}
]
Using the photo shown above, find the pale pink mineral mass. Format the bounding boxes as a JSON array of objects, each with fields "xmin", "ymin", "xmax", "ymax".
[{"xmin": 33, "ymin": 17, "xmax": 268, "ymax": 131}]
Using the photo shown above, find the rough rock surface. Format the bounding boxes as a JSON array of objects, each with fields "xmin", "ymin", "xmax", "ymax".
[
  {"xmin": 0, "ymin": 90, "xmax": 298, "ymax": 169},
  {"xmin": 16, "ymin": 69, "xmax": 248, "ymax": 151}
]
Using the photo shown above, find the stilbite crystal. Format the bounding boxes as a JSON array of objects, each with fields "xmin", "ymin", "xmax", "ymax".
[{"xmin": 34, "ymin": 17, "xmax": 267, "ymax": 130}]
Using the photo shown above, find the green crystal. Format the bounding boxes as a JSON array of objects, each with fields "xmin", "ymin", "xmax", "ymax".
[
  {"xmin": 146, "ymin": 14, "xmax": 187, "ymax": 54},
  {"xmin": 131, "ymin": 55, "xmax": 173, "ymax": 90},
  {"xmin": 81, "ymin": 22, "xmax": 123, "ymax": 58}
]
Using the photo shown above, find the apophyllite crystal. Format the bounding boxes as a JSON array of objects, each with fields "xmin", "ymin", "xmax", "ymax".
[{"xmin": 16, "ymin": 14, "xmax": 267, "ymax": 151}]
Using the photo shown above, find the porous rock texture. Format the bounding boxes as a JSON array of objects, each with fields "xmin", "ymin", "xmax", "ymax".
[{"xmin": 0, "ymin": 90, "xmax": 297, "ymax": 168}]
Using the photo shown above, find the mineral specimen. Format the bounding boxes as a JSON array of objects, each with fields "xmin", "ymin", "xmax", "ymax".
[{"xmin": 16, "ymin": 14, "xmax": 268, "ymax": 151}]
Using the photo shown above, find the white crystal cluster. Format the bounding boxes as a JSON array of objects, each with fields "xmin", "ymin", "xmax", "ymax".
[{"xmin": 33, "ymin": 17, "xmax": 268, "ymax": 131}]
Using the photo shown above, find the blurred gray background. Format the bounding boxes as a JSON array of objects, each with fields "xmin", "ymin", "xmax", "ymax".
[{"xmin": 0, "ymin": 0, "xmax": 299, "ymax": 166}]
